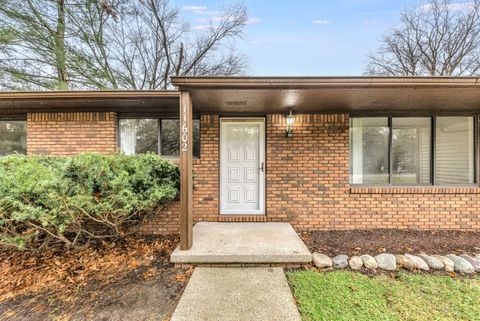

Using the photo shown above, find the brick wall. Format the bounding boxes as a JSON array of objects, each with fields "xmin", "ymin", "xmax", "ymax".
[
  {"xmin": 266, "ymin": 114, "xmax": 350, "ymax": 228},
  {"xmin": 266, "ymin": 113, "xmax": 480, "ymax": 231},
  {"xmin": 27, "ymin": 112, "xmax": 117, "ymax": 155},
  {"xmin": 140, "ymin": 201, "xmax": 181, "ymax": 235},
  {"xmin": 139, "ymin": 113, "xmax": 480, "ymax": 234}
]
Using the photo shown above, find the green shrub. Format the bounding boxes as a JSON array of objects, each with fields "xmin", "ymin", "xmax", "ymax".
[{"xmin": 0, "ymin": 153, "xmax": 179, "ymax": 250}]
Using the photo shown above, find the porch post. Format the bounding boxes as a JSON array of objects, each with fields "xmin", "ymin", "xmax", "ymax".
[{"xmin": 179, "ymin": 91, "xmax": 193, "ymax": 250}]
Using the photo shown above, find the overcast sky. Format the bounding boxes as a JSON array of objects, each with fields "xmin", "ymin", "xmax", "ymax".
[{"xmin": 176, "ymin": 0, "xmax": 435, "ymax": 76}]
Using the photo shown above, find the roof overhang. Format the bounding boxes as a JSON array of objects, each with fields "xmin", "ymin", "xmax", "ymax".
[
  {"xmin": 0, "ymin": 90, "xmax": 180, "ymax": 116},
  {"xmin": 171, "ymin": 76, "xmax": 480, "ymax": 114},
  {"xmin": 2, "ymin": 77, "xmax": 480, "ymax": 116}
]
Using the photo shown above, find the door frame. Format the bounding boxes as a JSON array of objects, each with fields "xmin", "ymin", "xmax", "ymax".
[{"xmin": 219, "ymin": 117, "xmax": 266, "ymax": 215}]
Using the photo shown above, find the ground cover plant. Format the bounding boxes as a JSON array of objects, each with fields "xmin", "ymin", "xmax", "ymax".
[
  {"xmin": 0, "ymin": 153, "xmax": 179, "ymax": 250},
  {"xmin": 288, "ymin": 270, "xmax": 480, "ymax": 321}
]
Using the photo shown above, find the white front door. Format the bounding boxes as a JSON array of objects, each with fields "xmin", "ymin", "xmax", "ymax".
[{"xmin": 220, "ymin": 118, "xmax": 265, "ymax": 215}]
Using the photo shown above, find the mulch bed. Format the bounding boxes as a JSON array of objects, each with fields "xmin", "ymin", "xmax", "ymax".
[
  {"xmin": 0, "ymin": 235, "xmax": 191, "ymax": 321},
  {"xmin": 302, "ymin": 229, "xmax": 480, "ymax": 256}
]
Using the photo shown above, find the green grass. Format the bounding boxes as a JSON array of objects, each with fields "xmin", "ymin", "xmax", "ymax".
[{"xmin": 287, "ymin": 271, "xmax": 480, "ymax": 321}]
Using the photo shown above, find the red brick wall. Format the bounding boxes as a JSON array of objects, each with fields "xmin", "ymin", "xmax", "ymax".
[
  {"xmin": 27, "ymin": 112, "xmax": 117, "ymax": 155},
  {"xmin": 266, "ymin": 114, "xmax": 350, "ymax": 228},
  {"xmin": 266, "ymin": 114, "xmax": 480, "ymax": 231},
  {"xmin": 140, "ymin": 201, "xmax": 181, "ymax": 235},
  {"xmin": 137, "ymin": 113, "xmax": 480, "ymax": 233}
]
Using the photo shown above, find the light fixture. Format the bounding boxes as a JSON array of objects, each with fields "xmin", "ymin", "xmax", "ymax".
[{"xmin": 286, "ymin": 109, "xmax": 295, "ymax": 138}]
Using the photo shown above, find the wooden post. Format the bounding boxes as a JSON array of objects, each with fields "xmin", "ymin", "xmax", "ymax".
[{"xmin": 179, "ymin": 91, "xmax": 193, "ymax": 250}]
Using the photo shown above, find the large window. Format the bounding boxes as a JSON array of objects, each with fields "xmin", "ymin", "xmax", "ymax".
[
  {"xmin": 350, "ymin": 116, "xmax": 476, "ymax": 186},
  {"xmin": 119, "ymin": 118, "xmax": 200, "ymax": 157},
  {"xmin": 0, "ymin": 120, "xmax": 26, "ymax": 156}
]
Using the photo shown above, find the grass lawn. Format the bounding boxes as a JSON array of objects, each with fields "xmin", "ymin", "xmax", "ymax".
[{"xmin": 287, "ymin": 270, "xmax": 480, "ymax": 321}]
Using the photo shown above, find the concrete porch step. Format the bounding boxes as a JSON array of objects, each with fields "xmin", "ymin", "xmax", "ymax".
[{"xmin": 170, "ymin": 222, "xmax": 312, "ymax": 265}]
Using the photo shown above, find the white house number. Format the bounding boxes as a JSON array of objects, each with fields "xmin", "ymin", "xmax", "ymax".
[{"xmin": 181, "ymin": 105, "xmax": 188, "ymax": 152}]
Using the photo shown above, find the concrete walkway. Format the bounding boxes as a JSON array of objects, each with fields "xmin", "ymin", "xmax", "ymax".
[
  {"xmin": 171, "ymin": 222, "xmax": 312, "ymax": 264},
  {"xmin": 170, "ymin": 267, "xmax": 301, "ymax": 321}
]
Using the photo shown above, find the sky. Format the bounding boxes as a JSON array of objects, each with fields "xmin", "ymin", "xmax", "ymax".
[{"xmin": 176, "ymin": 0, "xmax": 428, "ymax": 76}]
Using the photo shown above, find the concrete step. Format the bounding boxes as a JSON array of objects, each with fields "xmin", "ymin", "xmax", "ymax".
[{"xmin": 171, "ymin": 222, "xmax": 312, "ymax": 264}]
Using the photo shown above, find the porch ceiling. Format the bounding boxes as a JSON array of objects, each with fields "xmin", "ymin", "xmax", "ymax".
[{"xmin": 171, "ymin": 76, "xmax": 480, "ymax": 114}]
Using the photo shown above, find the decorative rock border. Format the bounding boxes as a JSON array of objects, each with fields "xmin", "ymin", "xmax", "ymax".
[{"xmin": 312, "ymin": 252, "xmax": 480, "ymax": 275}]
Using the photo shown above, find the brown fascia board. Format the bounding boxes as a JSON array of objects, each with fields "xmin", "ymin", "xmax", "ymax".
[
  {"xmin": 0, "ymin": 90, "xmax": 180, "ymax": 114},
  {"xmin": 0, "ymin": 90, "xmax": 180, "ymax": 100},
  {"xmin": 171, "ymin": 76, "xmax": 480, "ymax": 89}
]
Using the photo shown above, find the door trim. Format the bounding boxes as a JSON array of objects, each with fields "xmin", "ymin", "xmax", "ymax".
[{"xmin": 220, "ymin": 118, "xmax": 266, "ymax": 215}]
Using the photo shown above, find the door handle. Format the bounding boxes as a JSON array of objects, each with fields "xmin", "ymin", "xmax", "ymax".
[{"xmin": 259, "ymin": 162, "xmax": 264, "ymax": 173}]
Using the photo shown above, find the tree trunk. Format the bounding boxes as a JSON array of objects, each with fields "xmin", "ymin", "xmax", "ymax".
[{"xmin": 55, "ymin": 0, "xmax": 67, "ymax": 89}]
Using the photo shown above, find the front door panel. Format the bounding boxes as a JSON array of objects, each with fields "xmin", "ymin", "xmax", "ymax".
[{"xmin": 220, "ymin": 119, "xmax": 265, "ymax": 215}]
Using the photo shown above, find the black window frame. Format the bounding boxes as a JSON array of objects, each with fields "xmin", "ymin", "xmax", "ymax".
[
  {"xmin": 117, "ymin": 117, "xmax": 201, "ymax": 159},
  {"xmin": 350, "ymin": 114, "xmax": 478, "ymax": 187},
  {"xmin": 0, "ymin": 116, "xmax": 27, "ymax": 156}
]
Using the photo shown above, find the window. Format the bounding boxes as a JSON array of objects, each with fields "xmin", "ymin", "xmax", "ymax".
[
  {"xmin": 119, "ymin": 119, "xmax": 159, "ymax": 155},
  {"xmin": 350, "ymin": 116, "xmax": 476, "ymax": 186},
  {"xmin": 435, "ymin": 117, "xmax": 475, "ymax": 185},
  {"xmin": 160, "ymin": 119, "xmax": 200, "ymax": 157},
  {"xmin": 119, "ymin": 118, "xmax": 200, "ymax": 157},
  {"xmin": 391, "ymin": 118, "xmax": 431, "ymax": 184},
  {"xmin": 350, "ymin": 118, "xmax": 389, "ymax": 184},
  {"xmin": 0, "ymin": 120, "xmax": 26, "ymax": 156}
]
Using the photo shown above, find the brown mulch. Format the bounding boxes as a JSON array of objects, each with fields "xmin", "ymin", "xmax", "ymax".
[
  {"xmin": 302, "ymin": 229, "xmax": 480, "ymax": 256},
  {"xmin": 0, "ymin": 235, "xmax": 191, "ymax": 321}
]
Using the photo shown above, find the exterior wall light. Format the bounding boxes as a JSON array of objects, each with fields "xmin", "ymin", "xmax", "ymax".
[{"xmin": 286, "ymin": 109, "xmax": 295, "ymax": 138}]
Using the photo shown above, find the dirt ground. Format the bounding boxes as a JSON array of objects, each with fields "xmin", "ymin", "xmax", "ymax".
[
  {"xmin": 0, "ymin": 236, "xmax": 190, "ymax": 321},
  {"xmin": 302, "ymin": 229, "xmax": 480, "ymax": 256},
  {"xmin": 0, "ymin": 263, "xmax": 189, "ymax": 321}
]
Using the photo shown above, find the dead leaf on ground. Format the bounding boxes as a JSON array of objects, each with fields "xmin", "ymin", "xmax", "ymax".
[
  {"xmin": 0, "ymin": 235, "xmax": 179, "ymax": 303},
  {"xmin": 142, "ymin": 268, "xmax": 158, "ymax": 280}
]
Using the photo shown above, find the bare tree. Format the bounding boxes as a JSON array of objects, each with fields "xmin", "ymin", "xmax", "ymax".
[
  {"xmin": 366, "ymin": 0, "xmax": 480, "ymax": 76},
  {"xmin": 0, "ymin": 0, "xmax": 68, "ymax": 89},
  {"xmin": 0, "ymin": 0, "xmax": 248, "ymax": 90},
  {"xmin": 106, "ymin": 0, "xmax": 248, "ymax": 89},
  {"xmin": 65, "ymin": 0, "xmax": 125, "ymax": 89}
]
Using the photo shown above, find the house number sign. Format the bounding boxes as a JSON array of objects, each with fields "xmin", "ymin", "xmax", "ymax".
[{"xmin": 181, "ymin": 103, "xmax": 188, "ymax": 152}]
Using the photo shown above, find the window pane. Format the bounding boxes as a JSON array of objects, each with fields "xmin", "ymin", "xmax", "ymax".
[
  {"xmin": 135, "ymin": 119, "xmax": 159, "ymax": 154},
  {"xmin": 193, "ymin": 119, "xmax": 200, "ymax": 157},
  {"xmin": 0, "ymin": 121, "xmax": 26, "ymax": 156},
  {"xmin": 392, "ymin": 118, "xmax": 431, "ymax": 184},
  {"xmin": 161, "ymin": 119, "xmax": 200, "ymax": 157},
  {"xmin": 119, "ymin": 119, "xmax": 158, "ymax": 155},
  {"xmin": 350, "ymin": 117, "xmax": 389, "ymax": 184},
  {"xmin": 161, "ymin": 119, "xmax": 179, "ymax": 156},
  {"xmin": 435, "ymin": 117, "xmax": 475, "ymax": 185}
]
